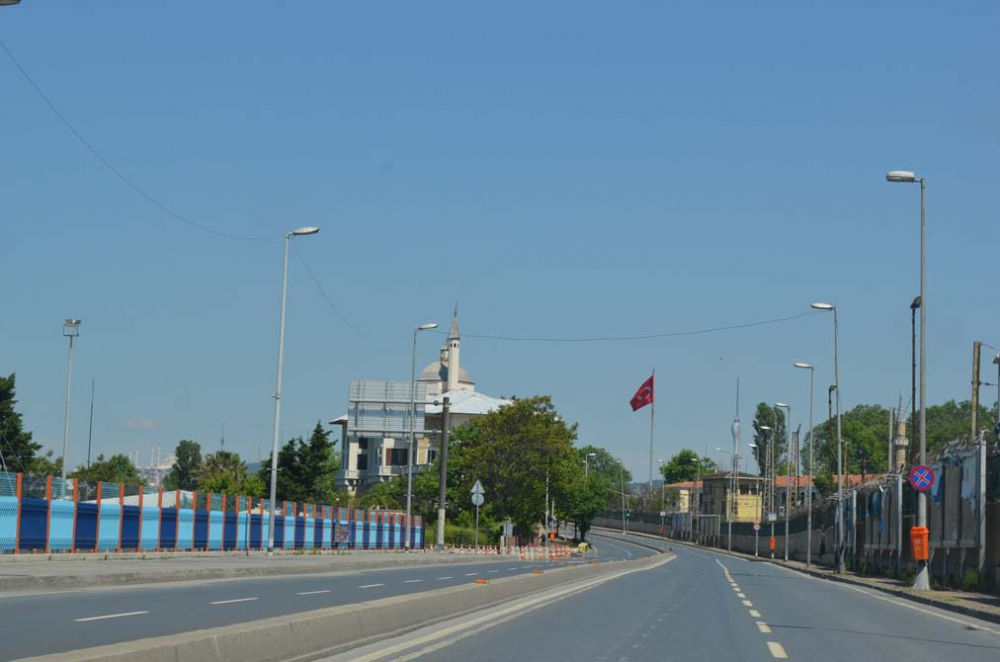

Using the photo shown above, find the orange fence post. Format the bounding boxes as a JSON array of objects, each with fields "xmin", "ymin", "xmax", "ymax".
[
  {"xmin": 117, "ymin": 483, "xmax": 125, "ymax": 553},
  {"xmin": 44, "ymin": 476, "xmax": 53, "ymax": 554},
  {"xmin": 174, "ymin": 489, "xmax": 181, "ymax": 552},
  {"xmin": 137, "ymin": 485, "xmax": 144, "ymax": 552},
  {"xmin": 14, "ymin": 473, "xmax": 22, "ymax": 554},
  {"xmin": 156, "ymin": 486, "xmax": 163, "ymax": 552},
  {"xmin": 70, "ymin": 478, "xmax": 78, "ymax": 553},
  {"xmin": 94, "ymin": 482, "xmax": 103, "ymax": 552}
]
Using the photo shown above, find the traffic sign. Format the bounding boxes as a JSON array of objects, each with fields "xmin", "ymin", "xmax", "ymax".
[
  {"xmin": 471, "ymin": 492, "xmax": 484, "ymax": 507},
  {"xmin": 753, "ymin": 522, "xmax": 761, "ymax": 531},
  {"xmin": 659, "ymin": 511, "xmax": 666, "ymax": 518},
  {"xmin": 767, "ymin": 512, "xmax": 777, "ymax": 523},
  {"xmin": 909, "ymin": 465, "xmax": 935, "ymax": 491},
  {"xmin": 471, "ymin": 480, "xmax": 484, "ymax": 496}
]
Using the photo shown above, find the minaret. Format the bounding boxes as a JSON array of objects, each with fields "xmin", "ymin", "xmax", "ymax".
[{"xmin": 446, "ymin": 305, "xmax": 460, "ymax": 393}]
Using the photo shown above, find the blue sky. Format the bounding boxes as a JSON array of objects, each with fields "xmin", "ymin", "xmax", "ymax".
[{"xmin": 2, "ymin": 2, "xmax": 998, "ymax": 480}]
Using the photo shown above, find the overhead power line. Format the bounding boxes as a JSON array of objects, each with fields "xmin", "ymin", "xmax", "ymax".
[
  {"xmin": 291, "ymin": 242, "xmax": 380, "ymax": 343},
  {"xmin": 0, "ymin": 35, "xmax": 279, "ymax": 242},
  {"xmin": 431, "ymin": 311, "xmax": 819, "ymax": 343}
]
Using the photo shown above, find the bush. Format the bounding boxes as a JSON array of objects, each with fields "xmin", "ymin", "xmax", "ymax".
[
  {"xmin": 444, "ymin": 523, "xmax": 499, "ymax": 547},
  {"xmin": 962, "ymin": 570, "xmax": 980, "ymax": 591}
]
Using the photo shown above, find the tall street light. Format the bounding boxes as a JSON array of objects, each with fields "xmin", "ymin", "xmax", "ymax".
[
  {"xmin": 887, "ymin": 169, "xmax": 928, "ymax": 589},
  {"xmin": 585, "ymin": 452, "xmax": 596, "ymax": 477},
  {"xmin": 775, "ymin": 403, "xmax": 791, "ymax": 561},
  {"xmin": 811, "ymin": 301, "xmax": 844, "ymax": 572},
  {"xmin": 759, "ymin": 424, "xmax": 773, "ymax": 556},
  {"xmin": 406, "ymin": 322, "xmax": 438, "ymax": 550},
  {"xmin": 794, "ymin": 363, "xmax": 815, "ymax": 567},
  {"xmin": 267, "ymin": 226, "xmax": 319, "ymax": 556},
  {"xmin": 61, "ymin": 319, "xmax": 82, "ymax": 497}
]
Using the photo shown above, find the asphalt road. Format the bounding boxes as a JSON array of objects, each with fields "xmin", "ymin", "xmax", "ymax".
[
  {"xmin": 1, "ymin": 539, "xmax": 650, "ymax": 661},
  {"xmin": 339, "ymin": 531, "xmax": 1000, "ymax": 662}
]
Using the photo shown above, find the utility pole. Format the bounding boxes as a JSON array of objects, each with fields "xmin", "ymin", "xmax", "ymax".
[
  {"xmin": 61, "ymin": 319, "xmax": 82, "ymax": 498},
  {"xmin": 972, "ymin": 341, "xmax": 981, "ymax": 442},
  {"xmin": 86, "ymin": 378, "xmax": 95, "ymax": 469},
  {"xmin": 435, "ymin": 396, "xmax": 450, "ymax": 550},
  {"xmin": 620, "ymin": 465, "xmax": 626, "ymax": 534}
]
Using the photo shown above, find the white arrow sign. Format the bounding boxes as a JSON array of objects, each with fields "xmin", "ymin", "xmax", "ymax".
[{"xmin": 471, "ymin": 480, "xmax": 484, "ymax": 496}]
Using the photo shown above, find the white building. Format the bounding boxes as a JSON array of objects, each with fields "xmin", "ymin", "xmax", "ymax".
[{"xmin": 333, "ymin": 310, "xmax": 508, "ymax": 495}]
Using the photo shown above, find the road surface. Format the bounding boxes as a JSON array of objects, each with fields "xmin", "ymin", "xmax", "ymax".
[
  {"xmin": 1, "ymin": 539, "xmax": 649, "ymax": 661},
  {"xmin": 332, "ymin": 531, "xmax": 1000, "ymax": 662}
]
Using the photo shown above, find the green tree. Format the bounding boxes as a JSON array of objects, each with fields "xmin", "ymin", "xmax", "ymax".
[
  {"xmin": 163, "ymin": 440, "xmax": 202, "ymax": 490},
  {"xmin": 752, "ymin": 403, "xmax": 787, "ymax": 475},
  {"xmin": 258, "ymin": 422, "xmax": 344, "ymax": 504},
  {"xmin": 922, "ymin": 400, "xmax": 998, "ymax": 451},
  {"xmin": 196, "ymin": 450, "xmax": 264, "ymax": 496},
  {"xmin": 577, "ymin": 445, "xmax": 631, "ymax": 484},
  {"xmin": 73, "ymin": 453, "xmax": 142, "ymax": 485},
  {"xmin": 459, "ymin": 396, "xmax": 577, "ymax": 534},
  {"xmin": 558, "ymin": 461, "xmax": 612, "ymax": 541},
  {"xmin": 808, "ymin": 404, "xmax": 891, "ymax": 477},
  {"xmin": 658, "ymin": 449, "xmax": 716, "ymax": 484},
  {"xmin": 0, "ymin": 373, "xmax": 42, "ymax": 473}
]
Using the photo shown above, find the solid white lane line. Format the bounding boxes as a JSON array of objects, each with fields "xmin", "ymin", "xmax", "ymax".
[
  {"xmin": 837, "ymin": 581, "xmax": 1000, "ymax": 635},
  {"xmin": 436, "ymin": 577, "xmax": 454, "ymax": 580},
  {"xmin": 404, "ymin": 579, "xmax": 424, "ymax": 583},
  {"xmin": 359, "ymin": 584, "xmax": 385, "ymax": 589},
  {"xmin": 74, "ymin": 611, "xmax": 149, "ymax": 622},
  {"xmin": 297, "ymin": 590, "xmax": 331, "ymax": 595},
  {"xmin": 757, "ymin": 621, "xmax": 772, "ymax": 633},
  {"xmin": 742, "ymin": 600, "xmax": 753, "ymax": 607},
  {"xmin": 767, "ymin": 641, "xmax": 788, "ymax": 659},
  {"xmin": 749, "ymin": 609, "xmax": 761, "ymax": 618},
  {"xmin": 210, "ymin": 598, "xmax": 258, "ymax": 605}
]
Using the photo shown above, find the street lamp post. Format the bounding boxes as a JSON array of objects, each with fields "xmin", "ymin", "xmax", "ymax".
[
  {"xmin": 61, "ymin": 319, "xmax": 82, "ymax": 498},
  {"xmin": 794, "ymin": 362, "xmax": 815, "ymax": 567},
  {"xmin": 406, "ymin": 322, "xmax": 439, "ymax": 551},
  {"xmin": 585, "ymin": 452, "xmax": 596, "ymax": 477},
  {"xmin": 812, "ymin": 301, "xmax": 844, "ymax": 573},
  {"xmin": 267, "ymin": 226, "xmax": 319, "ymax": 556},
  {"xmin": 775, "ymin": 403, "xmax": 791, "ymax": 561},
  {"xmin": 759, "ymin": 425, "xmax": 772, "ymax": 557},
  {"xmin": 657, "ymin": 458, "xmax": 666, "ymax": 536},
  {"xmin": 887, "ymin": 169, "xmax": 928, "ymax": 590}
]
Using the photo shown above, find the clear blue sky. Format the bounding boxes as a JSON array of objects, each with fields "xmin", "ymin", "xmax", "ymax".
[{"xmin": 2, "ymin": 2, "xmax": 997, "ymax": 480}]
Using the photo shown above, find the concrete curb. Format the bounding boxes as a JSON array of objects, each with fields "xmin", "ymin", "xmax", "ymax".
[
  {"xmin": 594, "ymin": 526, "xmax": 1000, "ymax": 627},
  {"xmin": 16, "ymin": 555, "xmax": 669, "ymax": 662},
  {"xmin": 0, "ymin": 555, "xmax": 513, "ymax": 593}
]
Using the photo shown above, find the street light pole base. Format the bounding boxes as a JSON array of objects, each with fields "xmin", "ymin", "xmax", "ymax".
[{"xmin": 913, "ymin": 564, "xmax": 930, "ymax": 591}]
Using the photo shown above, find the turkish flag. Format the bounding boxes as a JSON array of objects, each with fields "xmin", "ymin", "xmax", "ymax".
[{"xmin": 630, "ymin": 375, "xmax": 654, "ymax": 411}]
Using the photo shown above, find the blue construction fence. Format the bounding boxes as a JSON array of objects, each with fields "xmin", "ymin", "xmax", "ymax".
[{"xmin": 0, "ymin": 473, "xmax": 424, "ymax": 554}]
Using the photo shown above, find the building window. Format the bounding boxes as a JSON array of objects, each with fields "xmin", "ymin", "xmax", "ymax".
[
  {"xmin": 357, "ymin": 454, "xmax": 368, "ymax": 471},
  {"xmin": 388, "ymin": 448, "xmax": 408, "ymax": 466}
]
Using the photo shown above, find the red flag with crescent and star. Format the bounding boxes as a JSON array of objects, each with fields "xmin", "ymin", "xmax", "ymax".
[{"xmin": 630, "ymin": 374, "xmax": 654, "ymax": 411}]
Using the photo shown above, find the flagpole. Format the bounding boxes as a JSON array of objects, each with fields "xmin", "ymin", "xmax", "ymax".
[{"xmin": 648, "ymin": 368, "xmax": 655, "ymax": 508}]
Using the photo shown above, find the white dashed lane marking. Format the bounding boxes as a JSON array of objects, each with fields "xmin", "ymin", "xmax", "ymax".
[
  {"xmin": 359, "ymin": 584, "xmax": 385, "ymax": 589},
  {"xmin": 297, "ymin": 590, "xmax": 331, "ymax": 595},
  {"xmin": 757, "ymin": 622, "xmax": 772, "ymax": 634},
  {"xmin": 210, "ymin": 597, "xmax": 258, "ymax": 605},
  {"xmin": 74, "ymin": 611, "xmax": 148, "ymax": 622}
]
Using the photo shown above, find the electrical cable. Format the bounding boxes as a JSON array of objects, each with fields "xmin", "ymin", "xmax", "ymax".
[
  {"xmin": 429, "ymin": 311, "xmax": 819, "ymax": 343},
  {"xmin": 291, "ymin": 241, "xmax": 380, "ymax": 342},
  {"xmin": 0, "ymin": 35, "xmax": 280, "ymax": 242}
]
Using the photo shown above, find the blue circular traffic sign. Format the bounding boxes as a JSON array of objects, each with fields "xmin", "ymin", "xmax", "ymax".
[{"xmin": 909, "ymin": 465, "xmax": 935, "ymax": 491}]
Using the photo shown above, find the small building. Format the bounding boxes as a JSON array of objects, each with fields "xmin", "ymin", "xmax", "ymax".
[
  {"xmin": 700, "ymin": 472, "xmax": 764, "ymax": 523},
  {"xmin": 333, "ymin": 310, "xmax": 508, "ymax": 495}
]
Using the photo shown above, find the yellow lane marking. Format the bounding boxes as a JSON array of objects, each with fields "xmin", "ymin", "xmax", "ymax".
[
  {"xmin": 742, "ymin": 600, "xmax": 753, "ymax": 607},
  {"xmin": 749, "ymin": 609, "xmax": 761, "ymax": 617},
  {"xmin": 757, "ymin": 621, "xmax": 771, "ymax": 633}
]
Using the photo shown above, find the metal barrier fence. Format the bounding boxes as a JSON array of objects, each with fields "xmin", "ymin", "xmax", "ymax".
[{"xmin": 0, "ymin": 473, "xmax": 425, "ymax": 554}]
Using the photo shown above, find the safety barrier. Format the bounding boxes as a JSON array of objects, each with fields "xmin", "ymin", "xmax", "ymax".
[{"xmin": 0, "ymin": 474, "xmax": 425, "ymax": 554}]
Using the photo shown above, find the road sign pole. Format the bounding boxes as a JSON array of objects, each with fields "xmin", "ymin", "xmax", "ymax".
[{"xmin": 474, "ymin": 503, "xmax": 479, "ymax": 552}]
